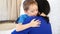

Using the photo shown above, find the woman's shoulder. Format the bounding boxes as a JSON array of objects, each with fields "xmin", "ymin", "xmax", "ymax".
[{"xmin": 25, "ymin": 16, "xmax": 50, "ymax": 24}]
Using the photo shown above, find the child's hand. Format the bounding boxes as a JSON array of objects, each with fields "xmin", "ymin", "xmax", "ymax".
[{"xmin": 29, "ymin": 19, "xmax": 41, "ymax": 27}]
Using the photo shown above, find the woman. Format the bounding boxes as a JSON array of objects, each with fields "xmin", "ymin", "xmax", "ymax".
[{"xmin": 22, "ymin": 0, "xmax": 52, "ymax": 34}]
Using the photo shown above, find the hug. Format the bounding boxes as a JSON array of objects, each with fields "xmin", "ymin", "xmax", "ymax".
[{"xmin": 11, "ymin": 0, "xmax": 52, "ymax": 34}]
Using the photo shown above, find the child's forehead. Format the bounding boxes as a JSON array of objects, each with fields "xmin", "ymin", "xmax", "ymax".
[
  {"xmin": 30, "ymin": 4, "xmax": 38, "ymax": 7},
  {"xmin": 29, "ymin": 4, "xmax": 38, "ymax": 9}
]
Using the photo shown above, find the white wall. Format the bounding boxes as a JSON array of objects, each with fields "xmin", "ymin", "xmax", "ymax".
[
  {"xmin": 20, "ymin": 0, "xmax": 25, "ymax": 15},
  {"xmin": 48, "ymin": 0, "xmax": 60, "ymax": 34},
  {"xmin": 0, "ymin": 0, "xmax": 8, "ymax": 20},
  {"xmin": 20, "ymin": 0, "xmax": 60, "ymax": 34}
]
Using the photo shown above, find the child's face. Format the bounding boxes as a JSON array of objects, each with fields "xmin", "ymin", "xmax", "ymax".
[{"xmin": 25, "ymin": 4, "xmax": 38, "ymax": 16}]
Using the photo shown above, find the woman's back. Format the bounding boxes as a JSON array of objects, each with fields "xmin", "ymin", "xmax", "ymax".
[{"xmin": 22, "ymin": 16, "xmax": 52, "ymax": 34}]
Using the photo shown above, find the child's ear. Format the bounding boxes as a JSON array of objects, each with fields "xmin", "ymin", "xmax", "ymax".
[{"xmin": 24, "ymin": 10, "xmax": 27, "ymax": 13}]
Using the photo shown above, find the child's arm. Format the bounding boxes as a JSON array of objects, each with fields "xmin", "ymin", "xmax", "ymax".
[{"xmin": 16, "ymin": 19, "xmax": 41, "ymax": 32}]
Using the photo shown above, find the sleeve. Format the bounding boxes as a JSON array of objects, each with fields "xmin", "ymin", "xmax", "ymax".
[{"xmin": 16, "ymin": 15, "xmax": 25, "ymax": 24}]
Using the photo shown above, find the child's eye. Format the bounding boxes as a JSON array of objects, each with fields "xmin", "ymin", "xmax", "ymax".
[{"xmin": 31, "ymin": 11, "xmax": 34, "ymax": 12}]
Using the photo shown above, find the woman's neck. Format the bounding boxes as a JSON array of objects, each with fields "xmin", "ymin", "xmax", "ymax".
[{"xmin": 40, "ymin": 13, "xmax": 47, "ymax": 17}]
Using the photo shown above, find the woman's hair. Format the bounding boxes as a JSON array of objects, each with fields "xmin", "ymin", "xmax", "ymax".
[{"xmin": 36, "ymin": 0, "xmax": 50, "ymax": 23}]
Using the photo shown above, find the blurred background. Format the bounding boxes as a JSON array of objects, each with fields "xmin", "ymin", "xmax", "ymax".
[
  {"xmin": 0, "ymin": 0, "xmax": 60, "ymax": 34},
  {"xmin": 0, "ymin": 0, "xmax": 21, "ymax": 34}
]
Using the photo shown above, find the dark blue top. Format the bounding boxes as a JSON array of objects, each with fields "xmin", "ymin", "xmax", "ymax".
[{"xmin": 11, "ymin": 16, "xmax": 52, "ymax": 34}]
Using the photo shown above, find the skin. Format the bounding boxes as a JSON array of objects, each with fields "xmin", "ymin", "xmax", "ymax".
[
  {"xmin": 41, "ymin": 13, "xmax": 47, "ymax": 17},
  {"xmin": 25, "ymin": 4, "xmax": 38, "ymax": 16},
  {"xmin": 16, "ymin": 4, "xmax": 41, "ymax": 32}
]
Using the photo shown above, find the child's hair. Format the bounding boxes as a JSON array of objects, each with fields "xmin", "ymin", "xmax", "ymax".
[
  {"xmin": 23, "ymin": 0, "xmax": 38, "ymax": 11},
  {"xmin": 36, "ymin": 0, "xmax": 50, "ymax": 23}
]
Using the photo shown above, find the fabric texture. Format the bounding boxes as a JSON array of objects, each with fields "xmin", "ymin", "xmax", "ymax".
[{"xmin": 11, "ymin": 16, "xmax": 52, "ymax": 34}]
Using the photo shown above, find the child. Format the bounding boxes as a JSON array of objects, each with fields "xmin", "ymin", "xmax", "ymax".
[{"xmin": 12, "ymin": 0, "xmax": 41, "ymax": 33}]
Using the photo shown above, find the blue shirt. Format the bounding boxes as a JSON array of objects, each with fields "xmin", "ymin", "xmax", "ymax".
[
  {"xmin": 22, "ymin": 16, "xmax": 52, "ymax": 34},
  {"xmin": 16, "ymin": 14, "xmax": 29, "ymax": 24},
  {"xmin": 11, "ymin": 16, "xmax": 52, "ymax": 34}
]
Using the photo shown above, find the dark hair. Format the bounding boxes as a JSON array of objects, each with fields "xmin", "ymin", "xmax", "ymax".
[
  {"xmin": 23, "ymin": 0, "xmax": 37, "ymax": 11},
  {"xmin": 36, "ymin": 0, "xmax": 50, "ymax": 23}
]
